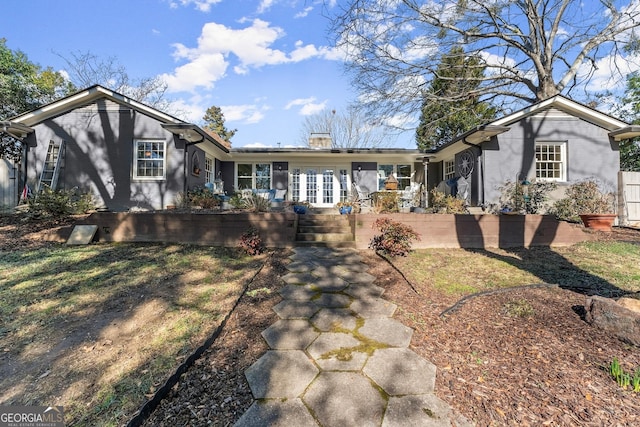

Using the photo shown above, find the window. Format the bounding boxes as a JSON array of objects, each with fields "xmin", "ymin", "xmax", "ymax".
[
  {"xmin": 134, "ymin": 140, "xmax": 165, "ymax": 179},
  {"xmin": 237, "ymin": 163, "xmax": 271, "ymax": 189},
  {"xmin": 444, "ymin": 159, "xmax": 455, "ymax": 180},
  {"xmin": 378, "ymin": 164, "xmax": 412, "ymax": 190},
  {"xmin": 205, "ymin": 156, "xmax": 214, "ymax": 183},
  {"xmin": 535, "ymin": 142, "xmax": 566, "ymax": 181},
  {"xmin": 291, "ymin": 168, "xmax": 301, "ymax": 201}
]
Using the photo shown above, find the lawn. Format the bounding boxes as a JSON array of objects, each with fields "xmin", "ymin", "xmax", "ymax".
[{"xmin": 0, "ymin": 242, "xmax": 264, "ymax": 427}]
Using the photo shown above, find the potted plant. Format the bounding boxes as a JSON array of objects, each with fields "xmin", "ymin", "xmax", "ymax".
[
  {"xmin": 336, "ymin": 200, "xmax": 354, "ymax": 214},
  {"xmin": 550, "ymin": 179, "xmax": 616, "ymax": 231},
  {"xmin": 292, "ymin": 200, "xmax": 310, "ymax": 214}
]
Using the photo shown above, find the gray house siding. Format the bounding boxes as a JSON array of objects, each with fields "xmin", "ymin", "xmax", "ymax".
[
  {"xmin": 25, "ymin": 100, "xmax": 186, "ymax": 211},
  {"xmin": 481, "ymin": 115, "xmax": 620, "ymax": 207}
]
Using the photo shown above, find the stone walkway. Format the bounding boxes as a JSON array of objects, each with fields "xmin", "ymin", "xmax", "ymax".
[{"xmin": 234, "ymin": 247, "xmax": 473, "ymax": 427}]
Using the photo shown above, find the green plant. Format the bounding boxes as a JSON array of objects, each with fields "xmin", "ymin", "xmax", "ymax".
[
  {"xmin": 243, "ymin": 193, "xmax": 270, "ymax": 212},
  {"xmin": 429, "ymin": 188, "xmax": 466, "ymax": 213},
  {"xmin": 187, "ymin": 186, "xmax": 220, "ymax": 209},
  {"xmin": 498, "ymin": 179, "xmax": 557, "ymax": 214},
  {"xmin": 369, "ymin": 217, "xmax": 420, "ymax": 257},
  {"xmin": 373, "ymin": 191, "xmax": 399, "ymax": 213},
  {"xmin": 550, "ymin": 179, "xmax": 615, "ymax": 221},
  {"xmin": 238, "ymin": 226, "xmax": 265, "ymax": 255},
  {"xmin": 28, "ymin": 186, "xmax": 95, "ymax": 217},
  {"xmin": 608, "ymin": 357, "xmax": 640, "ymax": 391}
]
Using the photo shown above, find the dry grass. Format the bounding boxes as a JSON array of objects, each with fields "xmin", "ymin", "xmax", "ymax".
[{"xmin": 0, "ymin": 242, "xmax": 264, "ymax": 427}]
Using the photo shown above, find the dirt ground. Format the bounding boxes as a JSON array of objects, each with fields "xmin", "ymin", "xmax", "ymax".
[{"xmin": 2, "ymin": 214, "xmax": 640, "ymax": 426}]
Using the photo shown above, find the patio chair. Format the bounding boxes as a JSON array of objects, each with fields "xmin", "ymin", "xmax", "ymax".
[
  {"xmin": 400, "ymin": 183, "xmax": 422, "ymax": 208},
  {"xmin": 353, "ymin": 184, "xmax": 372, "ymax": 207}
]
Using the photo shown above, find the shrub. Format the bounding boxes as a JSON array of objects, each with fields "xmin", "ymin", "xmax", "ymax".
[
  {"xmin": 429, "ymin": 189, "xmax": 466, "ymax": 213},
  {"xmin": 373, "ymin": 192, "xmax": 399, "ymax": 213},
  {"xmin": 369, "ymin": 217, "xmax": 420, "ymax": 257},
  {"xmin": 28, "ymin": 186, "xmax": 94, "ymax": 217},
  {"xmin": 243, "ymin": 193, "xmax": 271, "ymax": 213},
  {"xmin": 549, "ymin": 179, "xmax": 614, "ymax": 222},
  {"xmin": 187, "ymin": 186, "xmax": 220, "ymax": 209},
  {"xmin": 238, "ymin": 226, "xmax": 265, "ymax": 255},
  {"xmin": 498, "ymin": 179, "xmax": 557, "ymax": 214}
]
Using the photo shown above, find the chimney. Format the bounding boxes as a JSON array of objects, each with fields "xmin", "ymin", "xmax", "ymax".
[{"xmin": 309, "ymin": 132, "xmax": 332, "ymax": 148}]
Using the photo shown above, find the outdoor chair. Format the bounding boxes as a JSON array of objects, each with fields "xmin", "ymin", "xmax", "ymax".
[{"xmin": 353, "ymin": 184, "xmax": 372, "ymax": 207}]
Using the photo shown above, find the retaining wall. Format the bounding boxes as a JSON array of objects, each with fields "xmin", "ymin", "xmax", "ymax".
[{"xmin": 68, "ymin": 212, "xmax": 591, "ymax": 249}]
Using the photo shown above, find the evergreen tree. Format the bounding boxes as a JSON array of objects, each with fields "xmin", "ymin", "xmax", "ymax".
[
  {"xmin": 202, "ymin": 106, "xmax": 236, "ymax": 142},
  {"xmin": 616, "ymin": 72, "xmax": 640, "ymax": 171},
  {"xmin": 415, "ymin": 48, "xmax": 498, "ymax": 150}
]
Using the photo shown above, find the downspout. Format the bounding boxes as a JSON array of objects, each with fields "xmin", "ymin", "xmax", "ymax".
[{"xmin": 462, "ymin": 138, "xmax": 484, "ymax": 207}]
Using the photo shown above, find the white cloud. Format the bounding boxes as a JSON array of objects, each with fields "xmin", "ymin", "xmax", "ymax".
[
  {"xmin": 581, "ymin": 52, "xmax": 640, "ymax": 92},
  {"xmin": 257, "ymin": 0, "xmax": 276, "ymax": 14},
  {"xmin": 295, "ymin": 6, "xmax": 314, "ymax": 18},
  {"xmin": 161, "ymin": 53, "xmax": 228, "ymax": 92},
  {"xmin": 284, "ymin": 97, "xmax": 328, "ymax": 115},
  {"xmin": 222, "ymin": 104, "xmax": 270, "ymax": 124},
  {"xmin": 168, "ymin": 0, "xmax": 222, "ymax": 12},
  {"xmin": 162, "ymin": 19, "xmax": 339, "ymax": 93}
]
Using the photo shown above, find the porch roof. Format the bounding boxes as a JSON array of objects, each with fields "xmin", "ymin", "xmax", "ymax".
[
  {"xmin": 0, "ymin": 121, "xmax": 34, "ymax": 140},
  {"xmin": 228, "ymin": 147, "xmax": 422, "ymax": 162}
]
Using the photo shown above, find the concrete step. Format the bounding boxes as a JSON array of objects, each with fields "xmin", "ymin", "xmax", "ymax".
[
  {"xmin": 295, "ymin": 214, "xmax": 354, "ymax": 246},
  {"xmin": 298, "ymin": 224, "xmax": 351, "ymax": 233},
  {"xmin": 295, "ymin": 233, "xmax": 354, "ymax": 242},
  {"xmin": 293, "ymin": 240, "xmax": 356, "ymax": 248}
]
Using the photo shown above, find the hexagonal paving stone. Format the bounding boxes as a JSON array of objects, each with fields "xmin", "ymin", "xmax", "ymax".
[
  {"xmin": 381, "ymin": 394, "xmax": 460, "ymax": 427},
  {"xmin": 311, "ymin": 308, "xmax": 358, "ymax": 332},
  {"xmin": 261, "ymin": 319, "xmax": 319, "ymax": 350},
  {"xmin": 344, "ymin": 283, "xmax": 385, "ymax": 299},
  {"xmin": 359, "ymin": 317, "xmax": 413, "ymax": 348},
  {"xmin": 350, "ymin": 297, "xmax": 397, "ymax": 318},
  {"xmin": 306, "ymin": 275, "xmax": 348, "ymax": 292},
  {"xmin": 363, "ymin": 348, "xmax": 436, "ymax": 396},
  {"xmin": 335, "ymin": 269, "xmax": 377, "ymax": 285},
  {"xmin": 307, "ymin": 332, "xmax": 369, "ymax": 371},
  {"xmin": 234, "ymin": 399, "xmax": 319, "ymax": 427},
  {"xmin": 285, "ymin": 260, "xmax": 314, "ymax": 273},
  {"xmin": 278, "ymin": 284, "xmax": 318, "ymax": 301},
  {"xmin": 304, "ymin": 372, "xmax": 386, "ymax": 427},
  {"xmin": 281, "ymin": 272, "xmax": 317, "ymax": 285},
  {"xmin": 312, "ymin": 292, "xmax": 351, "ymax": 308},
  {"xmin": 272, "ymin": 300, "xmax": 320, "ymax": 319},
  {"xmin": 245, "ymin": 350, "xmax": 318, "ymax": 398}
]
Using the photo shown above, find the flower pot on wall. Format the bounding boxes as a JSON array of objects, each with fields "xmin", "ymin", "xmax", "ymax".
[
  {"xmin": 579, "ymin": 214, "xmax": 617, "ymax": 232},
  {"xmin": 339, "ymin": 206, "xmax": 352, "ymax": 215}
]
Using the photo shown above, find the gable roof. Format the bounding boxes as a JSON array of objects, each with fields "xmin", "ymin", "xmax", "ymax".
[
  {"xmin": 10, "ymin": 84, "xmax": 230, "ymax": 153},
  {"xmin": 432, "ymin": 95, "xmax": 640, "ymax": 158}
]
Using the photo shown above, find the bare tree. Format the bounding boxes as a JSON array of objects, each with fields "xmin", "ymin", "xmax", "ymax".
[
  {"xmin": 298, "ymin": 107, "xmax": 391, "ymax": 148},
  {"xmin": 331, "ymin": 0, "xmax": 640, "ymax": 125},
  {"xmin": 58, "ymin": 51, "xmax": 174, "ymax": 113}
]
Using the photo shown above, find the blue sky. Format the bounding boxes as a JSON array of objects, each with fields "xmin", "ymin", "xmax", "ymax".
[{"xmin": 1, "ymin": 0, "xmax": 413, "ymax": 148}]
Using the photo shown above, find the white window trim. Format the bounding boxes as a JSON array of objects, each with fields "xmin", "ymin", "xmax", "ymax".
[
  {"xmin": 535, "ymin": 141, "xmax": 567, "ymax": 182},
  {"xmin": 444, "ymin": 159, "xmax": 455, "ymax": 180},
  {"xmin": 133, "ymin": 139, "xmax": 166, "ymax": 181},
  {"xmin": 236, "ymin": 163, "xmax": 272, "ymax": 189}
]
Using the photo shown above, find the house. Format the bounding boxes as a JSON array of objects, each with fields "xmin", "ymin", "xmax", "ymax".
[{"xmin": 1, "ymin": 86, "xmax": 638, "ymax": 213}]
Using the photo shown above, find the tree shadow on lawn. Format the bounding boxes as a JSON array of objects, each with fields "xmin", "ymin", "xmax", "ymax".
[{"xmin": 0, "ymin": 243, "xmax": 264, "ymax": 426}]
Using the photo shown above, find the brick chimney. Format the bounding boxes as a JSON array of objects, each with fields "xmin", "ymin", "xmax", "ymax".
[{"xmin": 308, "ymin": 132, "xmax": 332, "ymax": 148}]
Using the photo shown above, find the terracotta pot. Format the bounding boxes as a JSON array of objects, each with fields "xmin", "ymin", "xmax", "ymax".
[{"xmin": 579, "ymin": 214, "xmax": 617, "ymax": 232}]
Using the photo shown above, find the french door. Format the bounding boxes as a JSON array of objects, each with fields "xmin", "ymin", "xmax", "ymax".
[{"xmin": 291, "ymin": 166, "xmax": 338, "ymax": 207}]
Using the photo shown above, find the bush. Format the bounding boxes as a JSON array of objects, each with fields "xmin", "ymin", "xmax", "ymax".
[
  {"xmin": 243, "ymin": 193, "xmax": 271, "ymax": 213},
  {"xmin": 549, "ymin": 179, "xmax": 614, "ymax": 222},
  {"xmin": 187, "ymin": 186, "xmax": 220, "ymax": 209},
  {"xmin": 373, "ymin": 192, "xmax": 399, "ymax": 213},
  {"xmin": 369, "ymin": 217, "xmax": 420, "ymax": 257},
  {"xmin": 28, "ymin": 186, "xmax": 94, "ymax": 217},
  {"xmin": 238, "ymin": 226, "xmax": 265, "ymax": 255},
  {"xmin": 497, "ymin": 179, "xmax": 557, "ymax": 214},
  {"xmin": 429, "ymin": 189, "xmax": 467, "ymax": 213}
]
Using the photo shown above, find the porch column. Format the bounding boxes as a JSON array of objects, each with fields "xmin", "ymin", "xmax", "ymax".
[{"xmin": 422, "ymin": 157, "xmax": 429, "ymax": 208}]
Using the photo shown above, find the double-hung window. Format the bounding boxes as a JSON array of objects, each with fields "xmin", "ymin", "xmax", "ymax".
[
  {"xmin": 535, "ymin": 142, "xmax": 566, "ymax": 181},
  {"xmin": 237, "ymin": 163, "xmax": 271, "ymax": 189},
  {"xmin": 134, "ymin": 140, "xmax": 165, "ymax": 180}
]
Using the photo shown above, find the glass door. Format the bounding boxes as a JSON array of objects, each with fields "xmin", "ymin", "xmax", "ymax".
[{"xmin": 292, "ymin": 166, "xmax": 337, "ymax": 207}]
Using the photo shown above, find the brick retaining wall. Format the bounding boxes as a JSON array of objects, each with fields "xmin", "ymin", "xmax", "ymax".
[{"xmin": 69, "ymin": 212, "xmax": 591, "ymax": 249}]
